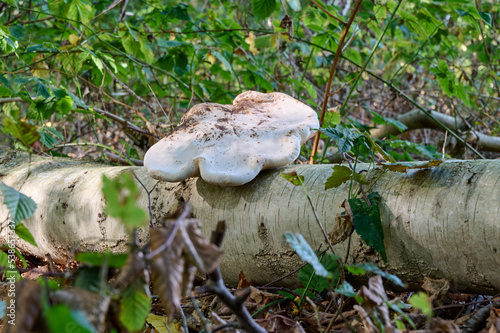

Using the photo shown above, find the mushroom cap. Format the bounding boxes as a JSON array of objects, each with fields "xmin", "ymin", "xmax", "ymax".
[{"xmin": 144, "ymin": 91, "xmax": 319, "ymax": 186}]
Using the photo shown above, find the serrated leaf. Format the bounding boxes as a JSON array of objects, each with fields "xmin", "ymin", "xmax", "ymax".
[
  {"xmin": 325, "ymin": 165, "xmax": 352, "ymax": 189},
  {"xmin": 0, "ymin": 183, "xmax": 37, "ymax": 224},
  {"xmin": 34, "ymin": 80, "xmax": 51, "ymax": 98},
  {"xmin": 56, "ymin": 95, "xmax": 74, "ymax": 115},
  {"xmin": 349, "ymin": 192, "xmax": 386, "ymax": 262},
  {"xmin": 322, "ymin": 126, "xmax": 360, "ymax": 153},
  {"xmin": 253, "ymin": 0, "xmax": 277, "ymax": 21},
  {"xmin": 281, "ymin": 171, "xmax": 304, "ymax": 186},
  {"xmin": 284, "ymin": 232, "xmax": 331, "ymax": 278},
  {"xmin": 39, "ymin": 130, "xmax": 57, "ymax": 148},
  {"xmin": 119, "ymin": 284, "xmax": 151, "ymax": 331},
  {"xmin": 15, "ymin": 223, "xmax": 37, "ymax": 246}
]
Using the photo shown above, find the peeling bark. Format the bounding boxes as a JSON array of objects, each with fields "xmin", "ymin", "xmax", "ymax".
[{"xmin": 1, "ymin": 151, "xmax": 499, "ymax": 293}]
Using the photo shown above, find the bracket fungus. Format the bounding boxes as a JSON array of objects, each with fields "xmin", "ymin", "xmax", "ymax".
[{"xmin": 144, "ymin": 91, "xmax": 319, "ymax": 186}]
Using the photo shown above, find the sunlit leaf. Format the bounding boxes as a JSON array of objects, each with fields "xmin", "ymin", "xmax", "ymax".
[
  {"xmin": 0, "ymin": 182, "xmax": 37, "ymax": 224},
  {"xmin": 284, "ymin": 232, "xmax": 331, "ymax": 278},
  {"xmin": 252, "ymin": 0, "xmax": 277, "ymax": 21}
]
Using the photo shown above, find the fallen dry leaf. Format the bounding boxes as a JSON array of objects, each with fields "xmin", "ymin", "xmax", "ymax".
[{"xmin": 255, "ymin": 314, "xmax": 305, "ymax": 333}]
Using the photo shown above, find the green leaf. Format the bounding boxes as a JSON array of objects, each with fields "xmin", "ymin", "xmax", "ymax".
[
  {"xmin": 280, "ymin": 171, "xmax": 304, "ymax": 186},
  {"xmin": 15, "ymin": 222, "xmax": 37, "ymax": 246},
  {"xmin": 46, "ymin": 305, "xmax": 96, "ymax": 333},
  {"xmin": 287, "ymin": 0, "xmax": 301, "ymax": 11},
  {"xmin": 349, "ymin": 192, "xmax": 386, "ymax": 262},
  {"xmin": 0, "ymin": 183, "xmax": 37, "ymax": 224},
  {"xmin": 325, "ymin": 165, "xmax": 352, "ymax": 189},
  {"xmin": 56, "ymin": 95, "xmax": 74, "ymax": 115},
  {"xmin": 252, "ymin": 0, "xmax": 277, "ymax": 21},
  {"xmin": 374, "ymin": 5, "xmax": 387, "ymax": 23},
  {"xmin": 322, "ymin": 126, "xmax": 361, "ymax": 153},
  {"xmin": 34, "ymin": 80, "xmax": 51, "ymax": 98},
  {"xmin": 119, "ymin": 284, "xmax": 151, "ymax": 331},
  {"xmin": 210, "ymin": 50, "xmax": 233, "ymax": 74},
  {"xmin": 90, "ymin": 54, "xmax": 104, "ymax": 74},
  {"xmin": 66, "ymin": 90, "xmax": 87, "ymax": 109},
  {"xmin": 284, "ymin": 232, "xmax": 331, "ymax": 278},
  {"xmin": 102, "ymin": 173, "xmax": 148, "ymax": 230},
  {"xmin": 347, "ymin": 262, "xmax": 405, "ymax": 287},
  {"xmin": 335, "ymin": 281, "xmax": 357, "ymax": 297},
  {"xmin": 299, "ymin": 255, "xmax": 340, "ymax": 292},
  {"xmin": 76, "ymin": 252, "xmax": 128, "ymax": 268},
  {"xmin": 3, "ymin": 117, "xmax": 40, "ymax": 148},
  {"xmin": 409, "ymin": 292, "xmax": 433, "ymax": 318},
  {"xmin": 479, "ymin": 12, "xmax": 492, "ymax": 27}
]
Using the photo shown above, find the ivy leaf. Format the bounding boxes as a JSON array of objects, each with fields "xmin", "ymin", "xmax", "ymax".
[
  {"xmin": 15, "ymin": 223, "xmax": 37, "ymax": 247},
  {"xmin": 284, "ymin": 232, "xmax": 331, "ymax": 278},
  {"xmin": 119, "ymin": 284, "xmax": 151, "ymax": 331},
  {"xmin": 349, "ymin": 192, "xmax": 386, "ymax": 262},
  {"xmin": 252, "ymin": 0, "xmax": 277, "ymax": 21},
  {"xmin": 324, "ymin": 165, "xmax": 352, "ymax": 189},
  {"xmin": 0, "ymin": 183, "xmax": 37, "ymax": 224}
]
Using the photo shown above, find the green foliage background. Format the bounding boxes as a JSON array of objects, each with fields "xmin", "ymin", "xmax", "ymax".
[{"xmin": 0, "ymin": 0, "xmax": 497, "ymax": 161}]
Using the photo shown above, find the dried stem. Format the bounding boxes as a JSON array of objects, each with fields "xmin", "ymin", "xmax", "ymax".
[{"xmin": 310, "ymin": 0, "xmax": 364, "ymax": 163}]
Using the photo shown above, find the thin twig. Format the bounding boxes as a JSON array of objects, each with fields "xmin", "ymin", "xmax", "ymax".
[
  {"xmin": 101, "ymin": 60, "xmax": 156, "ymax": 115},
  {"xmin": 132, "ymin": 171, "xmax": 158, "ymax": 229},
  {"xmin": 309, "ymin": 0, "xmax": 364, "ymax": 164},
  {"xmin": 310, "ymin": 0, "xmax": 346, "ymax": 26},
  {"xmin": 207, "ymin": 221, "xmax": 267, "ymax": 333}
]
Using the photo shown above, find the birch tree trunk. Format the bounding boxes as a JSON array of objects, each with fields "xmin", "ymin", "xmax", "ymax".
[{"xmin": 1, "ymin": 151, "xmax": 499, "ymax": 293}]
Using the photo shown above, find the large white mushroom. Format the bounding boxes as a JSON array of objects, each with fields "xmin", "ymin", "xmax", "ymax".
[{"xmin": 144, "ymin": 91, "xmax": 319, "ymax": 186}]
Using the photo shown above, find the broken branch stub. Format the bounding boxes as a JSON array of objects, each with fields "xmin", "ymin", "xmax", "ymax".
[{"xmin": 144, "ymin": 91, "xmax": 319, "ymax": 186}]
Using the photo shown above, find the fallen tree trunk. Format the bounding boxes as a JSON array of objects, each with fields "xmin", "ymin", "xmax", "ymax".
[
  {"xmin": 370, "ymin": 109, "xmax": 500, "ymax": 152},
  {"xmin": 1, "ymin": 151, "xmax": 499, "ymax": 293}
]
